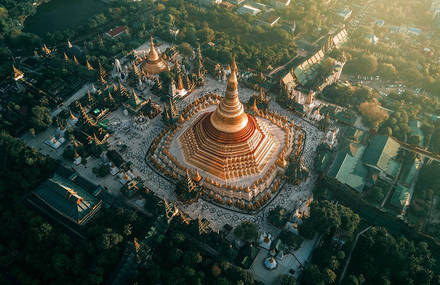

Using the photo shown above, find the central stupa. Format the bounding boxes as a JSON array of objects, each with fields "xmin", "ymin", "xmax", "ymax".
[{"xmin": 179, "ymin": 58, "xmax": 277, "ymax": 180}]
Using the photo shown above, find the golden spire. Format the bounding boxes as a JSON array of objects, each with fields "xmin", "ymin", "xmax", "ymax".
[
  {"xmin": 64, "ymin": 52, "xmax": 69, "ymax": 61},
  {"xmin": 73, "ymin": 56, "xmax": 79, "ymax": 65},
  {"xmin": 193, "ymin": 169, "xmax": 202, "ymax": 183},
  {"xmin": 100, "ymin": 74, "xmax": 107, "ymax": 86},
  {"xmin": 107, "ymin": 91, "xmax": 114, "ymax": 102},
  {"xmin": 132, "ymin": 90, "xmax": 142, "ymax": 106},
  {"xmin": 148, "ymin": 36, "xmax": 159, "ymax": 62},
  {"xmin": 250, "ymin": 98, "xmax": 259, "ymax": 113},
  {"xmin": 178, "ymin": 114, "xmax": 185, "ymax": 124},
  {"xmin": 67, "ymin": 40, "xmax": 73, "ymax": 48},
  {"xmin": 210, "ymin": 56, "xmax": 248, "ymax": 133},
  {"xmin": 177, "ymin": 74, "xmax": 184, "ymax": 90},
  {"xmin": 12, "ymin": 65, "xmax": 24, "ymax": 81},
  {"xmin": 69, "ymin": 111, "xmax": 77, "ymax": 120},
  {"xmin": 42, "ymin": 44, "xmax": 51, "ymax": 55},
  {"xmin": 86, "ymin": 59, "xmax": 94, "ymax": 71}
]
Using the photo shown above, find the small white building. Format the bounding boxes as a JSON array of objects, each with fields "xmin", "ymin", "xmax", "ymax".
[{"xmin": 237, "ymin": 5, "xmax": 261, "ymax": 16}]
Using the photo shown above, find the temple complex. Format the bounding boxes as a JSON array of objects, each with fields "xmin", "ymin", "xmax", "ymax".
[
  {"xmin": 141, "ymin": 36, "xmax": 169, "ymax": 75},
  {"xmin": 149, "ymin": 58, "xmax": 304, "ymax": 210}
]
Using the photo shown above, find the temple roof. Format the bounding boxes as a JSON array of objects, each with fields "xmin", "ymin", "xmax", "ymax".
[{"xmin": 33, "ymin": 173, "xmax": 102, "ymax": 225}]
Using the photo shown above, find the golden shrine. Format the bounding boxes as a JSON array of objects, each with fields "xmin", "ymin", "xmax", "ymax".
[
  {"xmin": 141, "ymin": 36, "xmax": 168, "ymax": 75},
  {"xmin": 179, "ymin": 58, "xmax": 277, "ymax": 180}
]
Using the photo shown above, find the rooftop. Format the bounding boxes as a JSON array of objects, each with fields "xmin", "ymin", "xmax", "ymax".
[
  {"xmin": 363, "ymin": 136, "xmax": 400, "ymax": 177},
  {"xmin": 328, "ymin": 143, "xmax": 368, "ymax": 192},
  {"xmin": 33, "ymin": 173, "xmax": 102, "ymax": 225}
]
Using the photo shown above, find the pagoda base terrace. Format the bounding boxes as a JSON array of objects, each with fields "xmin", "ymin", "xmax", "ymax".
[{"xmin": 148, "ymin": 93, "xmax": 305, "ymax": 211}]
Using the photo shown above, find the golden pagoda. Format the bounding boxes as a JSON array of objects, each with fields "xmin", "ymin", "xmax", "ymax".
[
  {"xmin": 179, "ymin": 57, "xmax": 278, "ymax": 180},
  {"xmin": 141, "ymin": 36, "xmax": 168, "ymax": 75}
]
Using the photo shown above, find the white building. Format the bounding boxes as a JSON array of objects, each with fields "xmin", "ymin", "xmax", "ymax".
[{"xmin": 237, "ymin": 5, "xmax": 261, "ymax": 15}]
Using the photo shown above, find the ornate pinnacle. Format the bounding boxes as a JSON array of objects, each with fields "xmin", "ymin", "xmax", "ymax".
[
  {"xmin": 12, "ymin": 65, "xmax": 24, "ymax": 81},
  {"xmin": 86, "ymin": 60, "xmax": 94, "ymax": 71},
  {"xmin": 193, "ymin": 169, "xmax": 202, "ymax": 183}
]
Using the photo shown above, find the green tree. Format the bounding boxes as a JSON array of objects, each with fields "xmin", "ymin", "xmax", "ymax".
[
  {"xmin": 280, "ymin": 274, "xmax": 296, "ymax": 285},
  {"xmin": 30, "ymin": 106, "xmax": 52, "ymax": 132},
  {"xmin": 267, "ymin": 206, "xmax": 289, "ymax": 228},
  {"xmin": 234, "ymin": 221, "xmax": 258, "ymax": 242}
]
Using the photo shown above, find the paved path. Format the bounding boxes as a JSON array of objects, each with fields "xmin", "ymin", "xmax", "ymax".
[{"xmin": 338, "ymin": 226, "xmax": 372, "ymax": 284}]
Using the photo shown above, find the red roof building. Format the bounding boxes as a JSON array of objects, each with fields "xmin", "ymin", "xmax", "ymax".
[{"xmin": 105, "ymin": 26, "xmax": 127, "ymax": 38}]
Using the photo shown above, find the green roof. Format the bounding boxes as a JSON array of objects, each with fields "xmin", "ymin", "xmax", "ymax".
[
  {"xmin": 328, "ymin": 143, "xmax": 368, "ymax": 192},
  {"xmin": 33, "ymin": 173, "xmax": 102, "ymax": 225},
  {"xmin": 363, "ymin": 136, "xmax": 400, "ymax": 177},
  {"xmin": 390, "ymin": 184, "xmax": 410, "ymax": 208}
]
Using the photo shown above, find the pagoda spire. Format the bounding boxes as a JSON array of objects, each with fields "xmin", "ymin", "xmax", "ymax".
[
  {"xmin": 99, "ymin": 74, "xmax": 107, "ymax": 86},
  {"xmin": 67, "ymin": 40, "xmax": 73, "ymax": 48},
  {"xmin": 132, "ymin": 90, "xmax": 142, "ymax": 106},
  {"xmin": 98, "ymin": 60, "xmax": 107, "ymax": 79},
  {"xmin": 250, "ymin": 98, "xmax": 259, "ymax": 113},
  {"xmin": 64, "ymin": 52, "xmax": 69, "ymax": 61},
  {"xmin": 195, "ymin": 44, "xmax": 205, "ymax": 77},
  {"xmin": 73, "ymin": 55, "xmax": 79, "ymax": 65},
  {"xmin": 42, "ymin": 44, "xmax": 51, "ymax": 56},
  {"xmin": 168, "ymin": 98, "xmax": 178, "ymax": 117},
  {"xmin": 148, "ymin": 36, "xmax": 159, "ymax": 61},
  {"xmin": 177, "ymin": 74, "xmax": 184, "ymax": 90},
  {"xmin": 193, "ymin": 169, "xmax": 202, "ymax": 183},
  {"xmin": 210, "ymin": 56, "xmax": 248, "ymax": 133},
  {"xmin": 12, "ymin": 65, "xmax": 24, "ymax": 81},
  {"xmin": 86, "ymin": 59, "xmax": 94, "ymax": 71},
  {"xmin": 69, "ymin": 110, "xmax": 77, "ymax": 121},
  {"xmin": 107, "ymin": 91, "xmax": 114, "ymax": 102},
  {"xmin": 87, "ymin": 90, "xmax": 94, "ymax": 105},
  {"xmin": 185, "ymin": 169, "xmax": 198, "ymax": 193}
]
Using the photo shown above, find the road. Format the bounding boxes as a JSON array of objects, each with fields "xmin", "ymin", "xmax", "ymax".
[
  {"xmin": 338, "ymin": 226, "xmax": 372, "ymax": 284},
  {"xmin": 267, "ymin": 55, "xmax": 300, "ymax": 77}
]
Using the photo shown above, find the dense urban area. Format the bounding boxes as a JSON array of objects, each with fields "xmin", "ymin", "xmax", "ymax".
[{"xmin": 1, "ymin": 0, "xmax": 440, "ymax": 284}]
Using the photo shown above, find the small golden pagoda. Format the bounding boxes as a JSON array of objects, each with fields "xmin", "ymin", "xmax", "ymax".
[{"xmin": 141, "ymin": 36, "xmax": 168, "ymax": 75}]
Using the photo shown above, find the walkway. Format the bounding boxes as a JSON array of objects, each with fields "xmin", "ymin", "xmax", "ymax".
[{"xmin": 338, "ymin": 226, "xmax": 372, "ymax": 284}]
